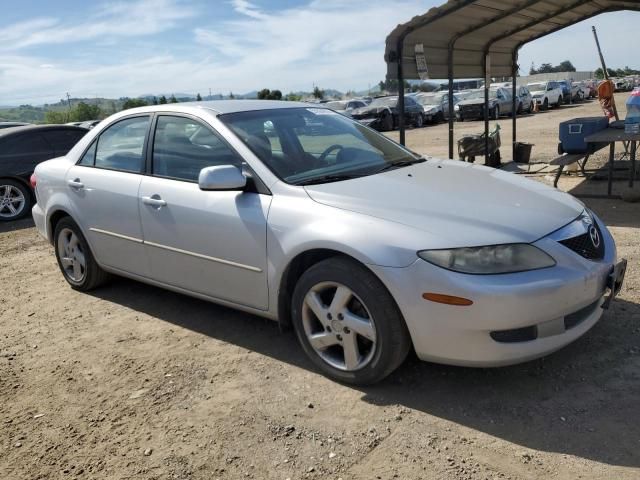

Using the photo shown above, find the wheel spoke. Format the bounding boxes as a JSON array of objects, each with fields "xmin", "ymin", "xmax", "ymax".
[
  {"xmin": 330, "ymin": 286, "xmax": 352, "ymax": 313},
  {"xmin": 305, "ymin": 291, "xmax": 328, "ymax": 324},
  {"xmin": 60, "ymin": 257, "xmax": 73, "ymax": 268},
  {"xmin": 7, "ymin": 203, "xmax": 17, "ymax": 215},
  {"xmin": 342, "ymin": 312, "xmax": 376, "ymax": 342},
  {"xmin": 73, "ymin": 260, "xmax": 82, "ymax": 280},
  {"xmin": 342, "ymin": 334, "xmax": 361, "ymax": 370},
  {"xmin": 1, "ymin": 185, "xmax": 8, "ymax": 197},
  {"xmin": 69, "ymin": 235, "xmax": 79, "ymax": 250},
  {"xmin": 308, "ymin": 332, "xmax": 339, "ymax": 350},
  {"xmin": 75, "ymin": 250, "xmax": 86, "ymax": 269}
]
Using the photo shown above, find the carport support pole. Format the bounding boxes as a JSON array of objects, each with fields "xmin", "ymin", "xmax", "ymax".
[
  {"xmin": 484, "ymin": 54, "xmax": 490, "ymax": 164},
  {"xmin": 447, "ymin": 49, "xmax": 455, "ymax": 159},
  {"xmin": 512, "ymin": 51, "xmax": 518, "ymax": 162},
  {"xmin": 397, "ymin": 41, "xmax": 406, "ymax": 146}
]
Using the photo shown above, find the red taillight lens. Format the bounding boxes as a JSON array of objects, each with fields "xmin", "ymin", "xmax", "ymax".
[{"xmin": 30, "ymin": 173, "xmax": 37, "ymax": 189}]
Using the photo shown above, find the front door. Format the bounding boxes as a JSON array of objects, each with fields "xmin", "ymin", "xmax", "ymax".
[
  {"xmin": 138, "ymin": 114, "xmax": 271, "ymax": 310},
  {"xmin": 65, "ymin": 115, "xmax": 151, "ymax": 276}
]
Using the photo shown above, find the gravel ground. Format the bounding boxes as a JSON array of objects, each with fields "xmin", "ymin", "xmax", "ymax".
[{"xmin": 1, "ymin": 97, "xmax": 639, "ymax": 480}]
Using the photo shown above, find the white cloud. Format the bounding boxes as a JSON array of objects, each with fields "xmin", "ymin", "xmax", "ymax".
[
  {"xmin": 0, "ymin": 0, "xmax": 196, "ymax": 50},
  {"xmin": 230, "ymin": 0, "xmax": 268, "ymax": 20},
  {"xmin": 1, "ymin": 0, "xmax": 432, "ymax": 103}
]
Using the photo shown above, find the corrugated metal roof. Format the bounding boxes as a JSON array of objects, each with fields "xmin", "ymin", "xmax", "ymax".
[{"xmin": 385, "ymin": 0, "xmax": 640, "ymax": 80}]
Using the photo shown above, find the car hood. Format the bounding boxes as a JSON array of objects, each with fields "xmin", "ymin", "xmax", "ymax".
[
  {"xmin": 457, "ymin": 98, "xmax": 496, "ymax": 107},
  {"xmin": 529, "ymin": 90, "xmax": 546, "ymax": 96},
  {"xmin": 303, "ymin": 160, "xmax": 584, "ymax": 248},
  {"xmin": 352, "ymin": 106, "xmax": 393, "ymax": 116}
]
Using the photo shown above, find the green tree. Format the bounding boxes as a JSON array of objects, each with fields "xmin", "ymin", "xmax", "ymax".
[
  {"xmin": 45, "ymin": 110, "xmax": 68, "ymax": 124},
  {"xmin": 152, "ymin": 96, "xmax": 158, "ymax": 105},
  {"xmin": 122, "ymin": 98, "xmax": 148, "ymax": 110},
  {"xmin": 229, "ymin": 91, "xmax": 235, "ymax": 99},
  {"xmin": 169, "ymin": 94, "xmax": 178, "ymax": 103},
  {"xmin": 72, "ymin": 102, "xmax": 101, "ymax": 121},
  {"xmin": 257, "ymin": 88, "xmax": 271, "ymax": 99},
  {"xmin": 285, "ymin": 92, "xmax": 302, "ymax": 101},
  {"xmin": 159, "ymin": 95, "xmax": 168, "ymax": 104},
  {"xmin": 196, "ymin": 93, "xmax": 202, "ymax": 101},
  {"xmin": 312, "ymin": 86, "xmax": 324, "ymax": 100}
]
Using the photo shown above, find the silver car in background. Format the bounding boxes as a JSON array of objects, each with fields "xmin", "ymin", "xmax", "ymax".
[{"xmin": 32, "ymin": 101, "xmax": 626, "ymax": 385}]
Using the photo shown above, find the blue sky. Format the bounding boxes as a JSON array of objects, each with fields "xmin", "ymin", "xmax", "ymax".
[{"xmin": 0, "ymin": 0, "xmax": 637, "ymax": 105}]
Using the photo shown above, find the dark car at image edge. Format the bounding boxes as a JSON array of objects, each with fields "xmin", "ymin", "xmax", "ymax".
[{"xmin": 0, "ymin": 125, "xmax": 88, "ymax": 221}]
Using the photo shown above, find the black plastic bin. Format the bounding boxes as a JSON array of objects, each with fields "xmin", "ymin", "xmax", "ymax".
[{"xmin": 514, "ymin": 142, "xmax": 533, "ymax": 163}]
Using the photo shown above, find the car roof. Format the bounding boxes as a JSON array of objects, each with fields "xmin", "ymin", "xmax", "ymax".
[
  {"xmin": 119, "ymin": 100, "xmax": 319, "ymax": 117},
  {"xmin": 0, "ymin": 124, "xmax": 88, "ymax": 139}
]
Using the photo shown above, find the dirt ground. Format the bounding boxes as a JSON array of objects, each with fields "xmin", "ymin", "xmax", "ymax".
[{"xmin": 1, "ymin": 96, "xmax": 639, "ymax": 480}]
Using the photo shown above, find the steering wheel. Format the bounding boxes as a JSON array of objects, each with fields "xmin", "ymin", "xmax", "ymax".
[{"xmin": 318, "ymin": 144, "xmax": 344, "ymax": 162}]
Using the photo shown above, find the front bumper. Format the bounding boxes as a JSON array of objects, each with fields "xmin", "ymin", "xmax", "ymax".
[
  {"xmin": 352, "ymin": 116, "xmax": 383, "ymax": 129},
  {"xmin": 370, "ymin": 216, "xmax": 620, "ymax": 367}
]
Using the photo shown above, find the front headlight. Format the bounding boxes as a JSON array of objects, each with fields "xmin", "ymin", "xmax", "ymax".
[
  {"xmin": 454, "ymin": 104, "xmax": 460, "ymax": 111},
  {"xmin": 418, "ymin": 244, "xmax": 556, "ymax": 274}
]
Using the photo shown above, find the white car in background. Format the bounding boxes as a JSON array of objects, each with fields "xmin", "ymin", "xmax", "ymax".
[
  {"xmin": 31, "ymin": 101, "xmax": 626, "ymax": 385},
  {"xmin": 527, "ymin": 81, "xmax": 564, "ymax": 110},
  {"xmin": 324, "ymin": 100, "xmax": 367, "ymax": 118}
]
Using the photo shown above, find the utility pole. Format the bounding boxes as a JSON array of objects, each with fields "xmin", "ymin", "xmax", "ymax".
[
  {"xmin": 66, "ymin": 92, "xmax": 72, "ymax": 122},
  {"xmin": 209, "ymin": 88, "xmax": 212, "ymax": 100}
]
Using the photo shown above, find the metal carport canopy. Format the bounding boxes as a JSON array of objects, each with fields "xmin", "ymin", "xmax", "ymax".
[{"xmin": 384, "ymin": 0, "xmax": 640, "ymax": 156}]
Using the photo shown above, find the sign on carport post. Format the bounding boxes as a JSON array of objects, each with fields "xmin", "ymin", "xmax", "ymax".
[{"xmin": 414, "ymin": 44, "xmax": 429, "ymax": 80}]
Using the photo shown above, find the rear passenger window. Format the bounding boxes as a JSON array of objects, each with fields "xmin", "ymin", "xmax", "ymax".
[
  {"xmin": 94, "ymin": 116, "xmax": 150, "ymax": 173},
  {"xmin": 152, "ymin": 116, "xmax": 242, "ymax": 182},
  {"xmin": 79, "ymin": 142, "xmax": 96, "ymax": 166}
]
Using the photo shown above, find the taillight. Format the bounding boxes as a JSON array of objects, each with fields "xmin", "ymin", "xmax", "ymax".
[{"xmin": 30, "ymin": 173, "xmax": 37, "ymax": 189}]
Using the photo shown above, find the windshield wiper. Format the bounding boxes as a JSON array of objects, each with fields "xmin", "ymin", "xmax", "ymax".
[
  {"xmin": 374, "ymin": 157, "xmax": 427, "ymax": 174},
  {"xmin": 295, "ymin": 173, "xmax": 367, "ymax": 186}
]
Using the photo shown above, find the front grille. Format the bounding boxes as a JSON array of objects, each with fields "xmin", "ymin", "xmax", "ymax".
[
  {"xmin": 490, "ymin": 325, "xmax": 538, "ymax": 343},
  {"xmin": 558, "ymin": 222, "xmax": 605, "ymax": 260},
  {"xmin": 564, "ymin": 299, "xmax": 601, "ymax": 330}
]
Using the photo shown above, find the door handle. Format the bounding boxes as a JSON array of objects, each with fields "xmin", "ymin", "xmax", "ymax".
[
  {"xmin": 67, "ymin": 179, "xmax": 84, "ymax": 189},
  {"xmin": 142, "ymin": 195, "xmax": 167, "ymax": 208}
]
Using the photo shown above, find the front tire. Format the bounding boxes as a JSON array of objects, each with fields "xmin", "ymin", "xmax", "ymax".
[
  {"xmin": 381, "ymin": 111, "xmax": 394, "ymax": 131},
  {"xmin": 556, "ymin": 95, "xmax": 563, "ymax": 107},
  {"xmin": 291, "ymin": 257, "xmax": 411, "ymax": 385},
  {"xmin": 414, "ymin": 113, "xmax": 424, "ymax": 128},
  {"xmin": 0, "ymin": 180, "xmax": 31, "ymax": 222},
  {"xmin": 54, "ymin": 217, "xmax": 109, "ymax": 291},
  {"xmin": 542, "ymin": 98, "xmax": 549, "ymax": 111},
  {"xmin": 493, "ymin": 106, "xmax": 500, "ymax": 120}
]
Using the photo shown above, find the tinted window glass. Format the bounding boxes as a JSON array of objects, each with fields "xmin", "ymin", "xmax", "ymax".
[
  {"xmin": 41, "ymin": 129, "xmax": 86, "ymax": 154},
  {"xmin": 95, "ymin": 117, "xmax": 150, "ymax": 173},
  {"xmin": 79, "ymin": 142, "xmax": 97, "ymax": 166},
  {"xmin": 3, "ymin": 133, "xmax": 52, "ymax": 156},
  {"xmin": 152, "ymin": 116, "xmax": 242, "ymax": 182}
]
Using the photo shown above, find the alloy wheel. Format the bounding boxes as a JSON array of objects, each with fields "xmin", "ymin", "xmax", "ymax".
[
  {"xmin": 302, "ymin": 282, "xmax": 377, "ymax": 371},
  {"xmin": 57, "ymin": 228, "xmax": 86, "ymax": 282},
  {"xmin": 0, "ymin": 184, "xmax": 26, "ymax": 219}
]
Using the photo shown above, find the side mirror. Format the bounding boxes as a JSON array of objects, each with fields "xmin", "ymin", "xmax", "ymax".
[{"xmin": 198, "ymin": 165, "xmax": 246, "ymax": 191}]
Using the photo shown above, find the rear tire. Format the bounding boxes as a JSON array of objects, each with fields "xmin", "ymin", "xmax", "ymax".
[
  {"xmin": 291, "ymin": 257, "xmax": 411, "ymax": 385},
  {"xmin": 381, "ymin": 111, "xmax": 394, "ymax": 131},
  {"xmin": 0, "ymin": 179, "xmax": 31, "ymax": 222},
  {"xmin": 556, "ymin": 95, "xmax": 563, "ymax": 107},
  {"xmin": 54, "ymin": 217, "xmax": 109, "ymax": 291},
  {"xmin": 493, "ymin": 106, "xmax": 500, "ymax": 120}
]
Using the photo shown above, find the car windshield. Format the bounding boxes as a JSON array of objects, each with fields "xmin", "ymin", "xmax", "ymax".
[
  {"xmin": 528, "ymin": 83, "xmax": 547, "ymax": 91},
  {"xmin": 220, "ymin": 107, "xmax": 421, "ymax": 186},
  {"xmin": 415, "ymin": 94, "xmax": 443, "ymax": 106},
  {"xmin": 369, "ymin": 97, "xmax": 398, "ymax": 107}
]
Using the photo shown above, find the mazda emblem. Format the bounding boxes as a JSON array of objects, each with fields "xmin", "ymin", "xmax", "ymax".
[{"xmin": 589, "ymin": 226, "xmax": 600, "ymax": 248}]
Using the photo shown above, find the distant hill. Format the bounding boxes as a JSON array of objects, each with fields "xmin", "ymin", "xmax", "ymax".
[{"xmin": 0, "ymin": 86, "xmax": 382, "ymax": 123}]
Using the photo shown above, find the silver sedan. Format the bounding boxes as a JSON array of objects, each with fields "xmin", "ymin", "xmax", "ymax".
[{"xmin": 31, "ymin": 101, "xmax": 626, "ymax": 385}]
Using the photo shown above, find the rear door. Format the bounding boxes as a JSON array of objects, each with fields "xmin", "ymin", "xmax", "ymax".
[
  {"xmin": 138, "ymin": 114, "xmax": 271, "ymax": 309},
  {"xmin": 65, "ymin": 115, "xmax": 151, "ymax": 276}
]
